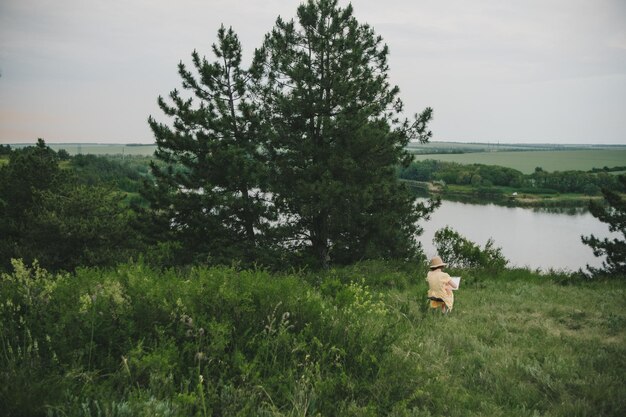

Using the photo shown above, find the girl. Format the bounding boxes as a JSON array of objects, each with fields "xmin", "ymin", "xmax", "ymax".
[{"xmin": 426, "ymin": 256, "xmax": 457, "ymax": 313}]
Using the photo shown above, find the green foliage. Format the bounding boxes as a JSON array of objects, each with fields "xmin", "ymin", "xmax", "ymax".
[
  {"xmin": 0, "ymin": 259, "xmax": 67, "ymax": 416},
  {"xmin": 24, "ymin": 184, "xmax": 140, "ymax": 271},
  {"xmin": 0, "ymin": 139, "xmax": 66, "ymax": 269},
  {"xmin": 433, "ymin": 226, "xmax": 509, "ymax": 270},
  {"xmin": 56, "ymin": 148, "xmax": 70, "ymax": 160},
  {"xmin": 0, "ymin": 140, "xmax": 141, "ymax": 272},
  {"xmin": 0, "ymin": 260, "xmax": 413, "ymax": 416},
  {"xmin": 144, "ymin": 25, "xmax": 274, "ymax": 266},
  {"xmin": 253, "ymin": 0, "xmax": 434, "ymax": 267},
  {"xmin": 582, "ymin": 175, "xmax": 626, "ymax": 277},
  {"xmin": 530, "ymin": 169, "xmax": 617, "ymax": 194},
  {"xmin": 0, "ymin": 143, "xmax": 12, "ymax": 155},
  {"xmin": 400, "ymin": 159, "xmax": 619, "ymax": 196},
  {"xmin": 398, "ymin": 159, "xmax": 442, "ymax": 182},
  {"xmin": 1, "ymin": 260, "xmax": 624, "ymax": 416},
  {"xmin": 0, "ymin": 138, "xmax": 64, "ymax": 214},
  {"xmin": 140, "ymin": 0, "xmax": 437, "ymax": 269},
  {"xmin": 70, "ymin": 154, "xmax": 147, "ymax": 194}
]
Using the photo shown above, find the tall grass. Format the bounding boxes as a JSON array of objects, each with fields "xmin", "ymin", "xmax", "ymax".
[{"xmin": 0, "ymin": 260, "xmax": 624, "ymax": 416}]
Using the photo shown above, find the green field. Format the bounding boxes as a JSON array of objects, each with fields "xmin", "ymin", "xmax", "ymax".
[
  {"xmin": 2, "ymin": 260, "xmax": 624, "ymax": 416},
  {"xmin": 43, "ymin": 143, "xmax": 158, "ymax": 156},
  {"xmin": 406, "ymin": 141, "xmax": 570, "ymax": 153},
  {"xmin": 411, "ymin": 149, "xmax": 626, "ymax": 174}
]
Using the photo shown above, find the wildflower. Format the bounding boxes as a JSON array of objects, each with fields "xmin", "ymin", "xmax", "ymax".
[{"xmin": 79, "ymin": 293, "xmax": 92, "ymax": 314}]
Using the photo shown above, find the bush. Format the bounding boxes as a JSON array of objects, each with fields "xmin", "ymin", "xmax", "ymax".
[
  {"xmin": 0, "ymin": 259, "xmax": 419, "ymax": 416},
  {"xmin": 433, "ymin": 226, "xmax": 508, "ymax": 270}
]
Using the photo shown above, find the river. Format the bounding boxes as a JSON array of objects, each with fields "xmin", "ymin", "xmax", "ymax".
[{"xmin": 417, "ymin": 199, "xmax": 619, "ymax": 272}]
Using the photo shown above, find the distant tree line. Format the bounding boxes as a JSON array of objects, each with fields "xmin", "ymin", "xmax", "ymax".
[
  {"xmin": 589, "ymin": 165, "xmax": 626, "ymax": 173},
  {"xmin": 399, "ymin": 159, "xmax": 621, "ymax": 195},
  {"xmin": 0, "ymin": 140, "xmax": 142, "ymax": 271},
  {"xmin": 69, "ymin": 153, "xmax": 149, "ymax": 194}
]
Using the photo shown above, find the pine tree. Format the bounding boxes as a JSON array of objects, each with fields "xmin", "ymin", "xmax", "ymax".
[
  {"xmin": 582, "ymin": 175, "xmax": 626, "ymax": 276},
  {"xmin": 252, "ymin": 0, "xmax": 435, "ymax": 267},
  {"xmin": 0, "ymin": 139, "xmax": 64, "ymax": 269},
  {"xmin": 0, "ymin": 140, "xmax": 136, "ymax": 271},
  {"xmin": 145, "ymin": 26, "xmax": 273, "ymax": 264},
  {"xmin": 25, "ymin": 184, "xmax": 137, "ymax": 271}
]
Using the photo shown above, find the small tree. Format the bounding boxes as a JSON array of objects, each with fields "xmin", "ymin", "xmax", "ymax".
[
  {"xmin": 24, "ymin": 184, "xmax": 138, "ymax": 271},
  {"xmin": 0, "ymin": 139, "xmax": 137, "ymax": 271},
  {"xmin": 433, "ymin": 226, "xmax": 508, "ymax": 270},
  {"xmin": 582, "ymin": 175, "xmax": 626, "ymax": 276},
  {"xmin": 0, "ymin": 139, "xmax": 65, "ymax": 269},
  {"xmin": 56, "ymin": 149, "xmax": 70, "ymax": 160}
]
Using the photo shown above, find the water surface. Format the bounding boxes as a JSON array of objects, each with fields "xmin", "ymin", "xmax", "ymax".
[{"xmin": 418, "ymin": 199, "xmax": 618, "ymax": 271}]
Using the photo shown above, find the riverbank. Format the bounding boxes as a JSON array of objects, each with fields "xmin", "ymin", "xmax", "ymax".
[
  {"xmin": 402, "ymin": 179, "xmax": 603, "ymax": 208},
  {"xmin": 442, "ymin": 184, "xmax": 603, "ymax": 208},
  {"xmin": 2, "ymin": 260, "xmax": 624, "ymax": 416}
]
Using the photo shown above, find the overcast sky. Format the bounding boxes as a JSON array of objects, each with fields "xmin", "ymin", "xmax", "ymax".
[{"xmin": 1, "ymin": 0, "xmax": 625, "ymax": 144}]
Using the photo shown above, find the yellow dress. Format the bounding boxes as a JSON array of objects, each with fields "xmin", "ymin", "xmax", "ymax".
[{"xmin": 426, "ymin": 269, "xmax": 454, "ymax": 310}]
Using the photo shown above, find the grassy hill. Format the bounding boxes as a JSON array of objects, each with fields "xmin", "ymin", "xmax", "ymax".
[{"xmin": 1, "ymin": 260, "xmax": 624, "ymax": 416}]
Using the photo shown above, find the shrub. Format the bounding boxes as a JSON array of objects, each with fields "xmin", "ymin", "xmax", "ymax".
[
  {"xmin": 433, "ymin": 226, "xmax": 508, "ymax": 270},
  {"xmin": 0, "ymin": 260, "xmax": 420, "ymax": 416}
]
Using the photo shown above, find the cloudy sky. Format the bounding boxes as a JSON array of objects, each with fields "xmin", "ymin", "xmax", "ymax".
[{"xmin": 1, "ymin": 0, "xmax": 625, "ymax": 144}]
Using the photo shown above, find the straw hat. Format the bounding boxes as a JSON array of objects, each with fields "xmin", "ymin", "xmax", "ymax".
[{"xmin": 429, "ymin": 256, "xmax": 447, "ymax": 269}]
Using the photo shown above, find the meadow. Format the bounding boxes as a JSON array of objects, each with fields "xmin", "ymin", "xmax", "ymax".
[
  {"xmin": 406, "ymin": 141, "xmax": 570, "ymax": 153},
  {"xmin": 43, "ymin": 144, "xmax": 158, "ymax": 156},
  {"xmin": 2, "ymin": 260, "xmax": 624, "ymax": 416},
  {"xmin": 410, "ymin": 149, "xmax": 626, "ymax": 174}
]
